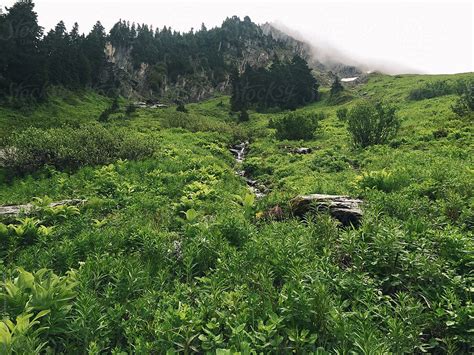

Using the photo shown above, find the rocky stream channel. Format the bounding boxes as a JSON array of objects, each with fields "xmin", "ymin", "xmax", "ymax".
[
  {"xmin": 228, "ymin": 142, "xmax": 364, "ymax": 226},
  {"xmin": 229, "ymin": 142, "xmax": 268, "ymax": 198}
]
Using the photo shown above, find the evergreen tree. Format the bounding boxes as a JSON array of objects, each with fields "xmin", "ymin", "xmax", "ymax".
[
  {"xmin": 330, "ymin": 76, "xmax": 343, "ymax": 97},
  {"xmin": 43, "ymin": 21, "xmax": 73, "ymax": 86},
  {"xmin": 0, "ymin": 0, "xmax": 46, "ymax": 99},
  {"xmin": 84, "ymin": 21, "xmax": 106, "ymax": 85},
  {"xmin": 230, "ymin": 55, "xmax": 318, "ymax": 111}
]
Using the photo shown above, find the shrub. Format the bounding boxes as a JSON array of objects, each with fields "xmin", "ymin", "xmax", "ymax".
[
  {"xmin": 98, "ymin": 97, "xmax": 121, "ymax": 122},
  {"xmin": 311, "ymin": 150, "xmax": 352, "ymax": 172},
  {"xmin": 451, "ymin": 80, "xmax": 474, "ymax": 116},
  {"xmin": 98, "ymin": 108, "xmax": 111, "ymax": 122},
  {"xmin": 110, "ymin": 97, "xmax": 120, "ymax": 112},
  {"xmin": 176, "ymin": 102, "xmax": 188, "ymax": 113},
  {"xmin": 336, "ymin": 107, "xmax": 348, "ymax": 121},
  {"xmin": 125, "ymin": 103, "xmax": 137, "ymax": 117},
  {"xmin": 408, "ymin": 80, "xmax": 454, "ymax": 100},
  {"xmin": 1, "ymin": 124, "xmax": 155, "ymax": 174},
  {"xmin": 239, "ymin": 109, "xmax": 249, "ymax": 122},
  {"xmin": 347, "ymin": 101, "xmax": 400, "ymax": 147},
  {"xmin": 270, "ymin": 112, "xmax": 321, "ymax": 140}
]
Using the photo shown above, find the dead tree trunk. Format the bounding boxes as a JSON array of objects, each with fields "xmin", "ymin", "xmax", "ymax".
[{"xmin": 0, "ymin": 199, "xmax": 86, "ymax": 220}]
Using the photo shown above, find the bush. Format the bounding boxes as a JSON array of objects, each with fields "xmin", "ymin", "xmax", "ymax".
[
  {"xmin": 125, "ymin": 103, "xmax": 137, "ymax": 117},
  {"xmin": 176, "ymin": 102, "xmax": 188, "ymax": 113},
  {"xmin": 451, "ymin": 80, "xmax": 474, "ymax": 117},
  {"xmin": 408, "ymin": 80, "xmax": 454, "ymax": 100},
  {"xmin": 1, "ymin": 124, "xmax": 155, "ymax": 174},
  {"xmin": 270, "ymin": 112, "xmax": 321, "ymax": 140},
  {"xmin": 98, "ymin": 97, "xmax": 121, "ymax": 122},
  {"xmin": 336, "ymin": 107, "xmax": 348, "ymax": 121},
  {"xmin": 239, "ymin": 109, "xmax": 249, "ymax": 122},
  {"xmin": 347, "ymin": 101, "xmax": 400, "ymax": 147}
]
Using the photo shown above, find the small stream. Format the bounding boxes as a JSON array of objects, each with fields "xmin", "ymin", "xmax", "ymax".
[{"xmin": 230, "ymin": 142, "xmax": 267, "ymax": 198}]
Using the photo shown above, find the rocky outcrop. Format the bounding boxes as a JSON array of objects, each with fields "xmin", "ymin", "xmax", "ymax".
[
  {"xmin": 100, "ymin": 22, "xmax": 363, "ymax": 102},
  {"xmin": 292, "ymin": 147, "xmax": 312, "ymax": 154},
  {"xmin": 290, "ymin": 194, "xmax": 363, "ymax": 226}
]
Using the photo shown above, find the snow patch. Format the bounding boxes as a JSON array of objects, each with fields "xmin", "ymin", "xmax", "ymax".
[{"xmin": 341, "ymin": 77, "xmax": 359, "ymax": 82}]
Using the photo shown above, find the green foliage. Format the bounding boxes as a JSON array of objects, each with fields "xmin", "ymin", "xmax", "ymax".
[
  {"xmin": 125, "ymin": 103, "xmax": 137, "ymax": 117},
  {"xmin": 238, "ymin": 109, "xmax": 249, "ymax": 122},
  {"xmin": 233, "ymin": 192, "xmax": 255, "ymax": 219},
  {"xmin": 176, "ymin": 102, "xmax": 188, "ymax": 113},
  {"xmin": 231, "ymin": 56, "xmax": 319, "ymax": 111},
  {"xmin": 330, "ymin": 76, "xmax": 344, "ymax": 97},
  {"xmin": 0, "ymin": 268, "xmax": 78, "ymax": 352},
  {"xmin": 2, "ymin": 124, "xmax": 155, "ymax": 174},
  {"xmin": 98, "ymin": 97, "xmax": 121, "ymax": 122},
  {"xmin": 336, "ymin": 107, "xmax": 348, "ymax": 121},
  {"xmin": 270, "ymin": 112, "xmax": 321, "ymax": 140},
  {"xmin": 0, "ymin": 310, "xmax": 51, "ymax": 354},
  {"xmin": 347, "ymin": 101, "xmax": 400, "ymax": 147},
  {"xmin": 0, "ymin": 72, "xmax": 473, "ymax": 353},
  {"xmin": 408, "ymin": 80, "xmax": 455, "ymax": 100},
  {"xmin": 355, "ymin": 169, "xmax": 409, "ymax": 192},
  {"xmin": 451, "ymin": 80, "xmax": 474, "ymax": 116}
]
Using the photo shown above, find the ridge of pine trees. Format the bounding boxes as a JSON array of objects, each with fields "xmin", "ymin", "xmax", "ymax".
[{"xmin": 0, "ymin": 1, "xmax": 297, "ymax": 102}]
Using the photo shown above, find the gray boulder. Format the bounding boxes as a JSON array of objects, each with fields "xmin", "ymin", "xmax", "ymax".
[{"xmin": 290, "ymin": 194, "xmax": 363, "ymax": 226}]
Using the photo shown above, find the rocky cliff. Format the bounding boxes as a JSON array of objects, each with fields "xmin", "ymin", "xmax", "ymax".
[{"xmin": 101, "ymin": 19, "xmax": 362, "ymax": 102}]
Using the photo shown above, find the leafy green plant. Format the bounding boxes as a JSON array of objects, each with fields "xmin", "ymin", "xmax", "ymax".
[
  {"xmin": 269, "ymin": 112, "xmax": 322, "ymax": 140},
  {"xmin": 408, "ymin": 80, "xmax": 454, "ymax": 100},
  {"xmin": 183, "ymin": 208, "xmax": 200, "ymax": 223},
  {"xmin": 347, "ymin": 101, "xmax": 400, "ymax": 147},
  {"xmin": 451, "ymin": 80, "xmax": 474, "ymax": 116},
  {"xmin": 355, "ymin": 169, "xmax": 409, "ymax": 193},
  {"xmin": 233, "ymin": 193, "xmax": 255, "ymax": 220},
  {"xmin": 7, "ymin": 217, "xmax": 51, "ymax": 245},
  {"xmin": 32, "ymin": 197, "xmax": 81, "ymax": 223},
  {"xmin": 0, "ymin": 268, "xmax": 78, "ymax": 351},
  {"xmin": 336, "ymin": 107, "xmax": 348, "ymax": 121},
  {"xmin": 0, "ymin": 268, "xmax": 78, "ymax": 318},
  {"xmin": 0, "ymin": 310, "xmax": 51, "ymax": 355},
  {"xmin": 2, "ymin": 124, "xmax": 155, "ymax": 174}
]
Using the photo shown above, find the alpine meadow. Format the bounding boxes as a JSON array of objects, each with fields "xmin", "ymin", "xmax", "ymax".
[{"xmin": 0, "ymin": 0, "xmax": 473, "ymax": 353}]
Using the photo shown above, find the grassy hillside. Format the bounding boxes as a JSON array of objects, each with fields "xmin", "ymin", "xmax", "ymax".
[
  {"xmin": 0, "ymin": 73, "xmax": 472, "ymax": 353},
  {"xmin": 0, "ymin": 90, "xmax": 111, "ymax": 141}
]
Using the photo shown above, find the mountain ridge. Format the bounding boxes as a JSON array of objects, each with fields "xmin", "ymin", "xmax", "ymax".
[{"xmin": 102, "ymin": 17, "xmax": 364, "ymax": 102}]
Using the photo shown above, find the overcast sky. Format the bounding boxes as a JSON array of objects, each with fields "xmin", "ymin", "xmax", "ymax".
[{"xmin": 2, "ymin": 0, "xmax": 473, "ymax": 74}]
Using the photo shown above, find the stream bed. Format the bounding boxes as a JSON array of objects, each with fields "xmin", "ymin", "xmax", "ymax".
[{"xmin": 230, "ymin": 142, "xmax": 267, "ymax": 198}]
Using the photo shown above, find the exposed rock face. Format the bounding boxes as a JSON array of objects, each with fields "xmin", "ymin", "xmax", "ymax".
[
  {"xmin": 101, "ymin": 23, "xmax": 363, "ymax": 102},
  {"xmin": 101, "ymin": 35, "xmax": 299, "ymax": 102},
  {"xmin": 290, "ymin": 194, "xmax": 363, "ymax": 226},
  {"xmin": 0, "ymin": 199, "xmax": 86, "ymax": 220},
  {"xmin": 261, "ymin": 23, "xmax": 364, "ymax": 86}
]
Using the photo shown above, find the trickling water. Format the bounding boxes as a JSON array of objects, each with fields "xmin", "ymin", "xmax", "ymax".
[
  {"xmin": 229, "ymin": 141, "xmax": 248, "ymax": 163},
  {"xmin": 230, "ymin": 141, "xmax": 267, "ymax": 198}
]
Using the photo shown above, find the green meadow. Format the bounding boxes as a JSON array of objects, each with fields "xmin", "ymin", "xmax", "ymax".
[{"xmin": 0, "ymin": 73, "xmax": 473, "ymax": 353}]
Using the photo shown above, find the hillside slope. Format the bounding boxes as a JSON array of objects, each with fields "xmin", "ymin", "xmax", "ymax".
[{"xmin": 0, "ymin": 73, "xmax": 473, "ymax": 353}]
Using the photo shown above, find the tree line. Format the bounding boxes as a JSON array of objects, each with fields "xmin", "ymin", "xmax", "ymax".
[
  {"xmin": 0, "ymin": 0, "xmax": 300, "ymax": 102},
  {"xmin": 0, "ymin": 0, "xmax": 108, "ymax": 100}
]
